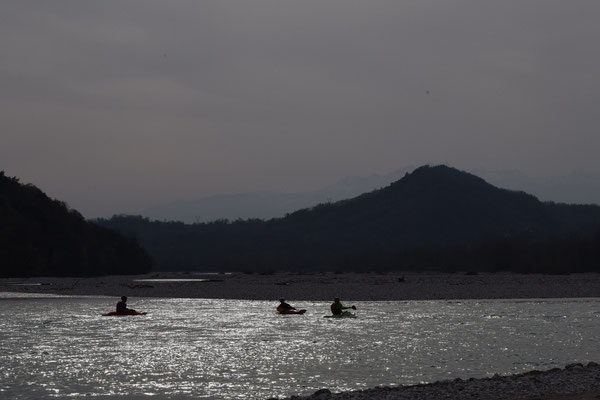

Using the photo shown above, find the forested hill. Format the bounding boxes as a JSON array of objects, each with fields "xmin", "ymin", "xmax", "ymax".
[
  {"xmin": 97, "ymin": 165, "xmax": 600, "ymax": 273},
  {"xmin": 287, "ymin": 165, "xmax": 600, "ymax": 242},
  {"xmin": 0, "ymin": 172, "xmax": 153, "ymax": 277}
]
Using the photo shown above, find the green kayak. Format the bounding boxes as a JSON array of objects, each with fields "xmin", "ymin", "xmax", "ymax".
[{"xmin": 324, "ymin": 311, "xmax": 356, "ymax": 318}]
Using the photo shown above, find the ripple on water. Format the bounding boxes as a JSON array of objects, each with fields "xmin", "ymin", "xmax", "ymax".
[{"xmin": 0, "ymin": 297, "xmax": 599, "ymax": 399}]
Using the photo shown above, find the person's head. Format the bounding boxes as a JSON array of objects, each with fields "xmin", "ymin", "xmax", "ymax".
[
  {"xmin": 279, "ymin": 298, "xmax": 285, "ymax": 303},
  {"xmin": 121, "ymin": 296, "xmax": 127, "ymax": 302},
  {"xmin": 334, "ymin": 297, "xmax": 340, "ymax": 302}
]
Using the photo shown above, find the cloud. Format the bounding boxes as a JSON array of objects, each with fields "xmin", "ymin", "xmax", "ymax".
[{"xmin": 1, "ymin": 1, "xmax": 600, "ymax": 217}]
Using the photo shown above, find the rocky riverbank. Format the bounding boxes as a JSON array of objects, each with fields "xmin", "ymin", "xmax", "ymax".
[
  {"xmin": 1, "ymin": 271, "xmax": 600, "ymax": 300},
  {"xmin": 277, "ymin": 363, "xmax": 600, "ymax": 400}
]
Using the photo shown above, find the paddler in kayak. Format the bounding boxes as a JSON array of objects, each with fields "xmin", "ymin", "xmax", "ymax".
[
  {"xmin": 116, "ymin": 296, "xmax": 137, "ymax": 314},
  {"xmin": 331, "ymin": 297, "xmax": 356, "ymax": 316},
  {"xmin": 277, "ymin": 298, "xmax": 296, "ymax": 313}
]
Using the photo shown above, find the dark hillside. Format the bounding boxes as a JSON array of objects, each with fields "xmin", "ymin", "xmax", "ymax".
[
  {"xmin": 278, "ymin": 165, "xmax": 556, "ymax": 245},
  {"xmin": 0, "ymin": 172, "xmax": 153, "ymax": 277},
  {"xmin": 98, "ymin": 166, "xmax": 600, "ymax": 273}
]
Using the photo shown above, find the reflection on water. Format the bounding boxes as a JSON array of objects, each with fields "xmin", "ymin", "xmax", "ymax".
[
  {"xmin": 4, "ymin": 283, "xmax": 43, "ymax": 286},
  {"xmin": 133, "ymin": 279, "xmax": 211, "ymax": 282},
  {"xmin": 0, "ymin": 294, "xmax": 598, "ymax": 399}
]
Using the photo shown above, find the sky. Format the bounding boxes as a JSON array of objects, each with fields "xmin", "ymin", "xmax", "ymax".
[{"xmin": 2, "ymin": 1, "xmax": 600, "ymax": 218}]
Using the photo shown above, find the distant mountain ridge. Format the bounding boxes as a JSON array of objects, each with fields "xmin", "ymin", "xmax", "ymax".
[
  {"xmin": 138, "ymin": 166, "xmax": 600, "ymax": 223},
  {"xmin": 139, "ymin": 167, "xmax": 414, "ymax": 222},
  {"xmin": 98, "ymin": 165, "xmax": 600, "ymax": 273},
  {"xmin": 0, "ymin": 172, "xmax": 153, "ymax": 277}
]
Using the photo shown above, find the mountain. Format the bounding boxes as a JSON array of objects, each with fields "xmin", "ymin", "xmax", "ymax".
[
  {"xmin": 97, "ymin": 165, "xmax": 600, "ymax": 273},
  {"xmin": 0, "ymin": 172, "xmax": 153, "ymax": 277},
  {"xmin": 281, "ymin": 165, "xmax": 551, "ymax": 245},
  {"xmin": 477, "ymin": 169, "xmax": 600, "ymax": 206},
  {"xmin": 138, "ymin": 167, "xmax": 600, "ymax": 223},
  {"xmin": 139, "ymin": 167, "xmax": 414, "ymax": 222}
]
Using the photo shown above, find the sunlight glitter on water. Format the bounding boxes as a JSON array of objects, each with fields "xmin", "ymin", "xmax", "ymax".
[
  {"xmin": 0, "ymin": 295, "xmax": 599, "ymax": 399},
  {"xmin": 132, "ymin": 279, "xmax": 211, "ymax": 282}
]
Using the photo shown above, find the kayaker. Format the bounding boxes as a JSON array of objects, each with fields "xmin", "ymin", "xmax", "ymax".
[
  {"xmin": 330, "ymin": 297, "xmax": 356, "ymax": 315},
  {"xmin": 277, "ymin": 298, "xmax": 296, "ymax": 313},
  {"xmin": 116, "ymin": 296, "xmax": 136, "ymax": 314}
]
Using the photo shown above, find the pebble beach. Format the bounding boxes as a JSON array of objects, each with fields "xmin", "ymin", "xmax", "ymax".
[
  {"xmin": 2, "ymin": 271, "xmax": 600, "ymax": 301},
  {"xmin": 278, "ymin": 363, "xmax": 600, "ymax": 400}
]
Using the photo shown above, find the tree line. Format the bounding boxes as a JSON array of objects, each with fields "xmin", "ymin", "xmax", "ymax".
[
  {"xmin": 0, "ymin": 172, "xmax": 153, "ymax": 277},
  {"xmin": 97, "ymin": 215, "xmax": 600, "ymax": 274}
]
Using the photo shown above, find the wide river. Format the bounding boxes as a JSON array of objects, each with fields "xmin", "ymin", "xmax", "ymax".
[{"xmin": 1, "ymin": 293, "xmax": 599, "ymax": 399}]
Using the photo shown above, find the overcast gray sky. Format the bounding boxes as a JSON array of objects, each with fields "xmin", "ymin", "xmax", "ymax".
[{"xmin": 2, "ymin": 1, "xmax": 600, "ymax": 218}]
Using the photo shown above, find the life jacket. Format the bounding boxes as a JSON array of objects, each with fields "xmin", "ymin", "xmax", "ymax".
[
  {"xmin": 331, "ymin": 303, "xmax": 340, "ymax": 315},
  {"xmin": 116, "ymin": 301, "xmax": 127, "ymax": 313}
]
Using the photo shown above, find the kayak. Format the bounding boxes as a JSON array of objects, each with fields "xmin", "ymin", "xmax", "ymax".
[
  {"xmin": 277, "ymin": 306, "xmax": 306, "ymax": 315},
  {"xmin": 278, "ymin": 309, "xmax": 307, "ymax": 315},
  {"xmin": 324, "ymin": 311, "xmax": 356, "ymax": 318},
  {"xmin": 102, "ymin": 311, "xmax": 147, "ymax": 316}
]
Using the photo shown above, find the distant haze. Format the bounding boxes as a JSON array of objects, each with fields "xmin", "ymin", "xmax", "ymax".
[
  {"xmin": 141, "ymin": 167, "xmax": 600, "ymax": 223},
  {"xmin": 2, "ymin": 1, "xmax": 600, "ymax": 218}
]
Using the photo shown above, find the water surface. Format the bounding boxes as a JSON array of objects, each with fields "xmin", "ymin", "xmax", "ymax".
[{"xmin": 1, "ymin": 294, "xmax": 598, "ymax": 399}]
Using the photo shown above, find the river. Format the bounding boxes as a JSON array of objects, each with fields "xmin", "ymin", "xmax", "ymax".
[{"xmin": 1, "ymin": 293, "xmax": 598, "ymax": 399}]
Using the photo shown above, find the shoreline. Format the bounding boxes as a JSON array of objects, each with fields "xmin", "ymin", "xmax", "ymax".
[
  {"xmin": 278, "ymin": 363, "xmax": 600, "ymax": 400},
  {"xmin": 1, "ymin": 271, "xmax": 600, "ymax": 301}
]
